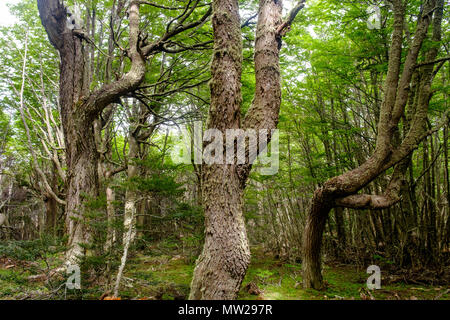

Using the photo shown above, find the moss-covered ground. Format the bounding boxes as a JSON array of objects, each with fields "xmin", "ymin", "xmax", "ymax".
[{"xmin": 1, "ymin": 246, "xmax": 448, "ymax": 300}]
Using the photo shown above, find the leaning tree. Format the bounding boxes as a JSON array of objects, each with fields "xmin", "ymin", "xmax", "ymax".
[{"xmin": 302, "ymin": 0, "xmax": 447, "ymax": 289}]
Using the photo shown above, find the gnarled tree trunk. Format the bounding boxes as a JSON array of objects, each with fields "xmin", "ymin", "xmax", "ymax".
[
  {"xmin": 38, "ymin": 0, "xmax": 146, "ymax": 265},
  {"xmin": 189, "ymin": 0, "xmax": 250, "ymax": 300},
  {"xmin": 190, "ymin": 0, "xmax": 302, "ymax": 300},
  {"xmin": 190, "ymin": 165, "xmax": 250, "ymax": 299},
  {"xmin": 302, "ymin": 0, "xmax": 445, "ymax": 289}
]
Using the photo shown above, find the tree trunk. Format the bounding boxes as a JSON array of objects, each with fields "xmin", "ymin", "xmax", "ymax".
[
  {"xmin": 44, "ymin": 195, "xmax": 57, "ymax": 235},
  {"xmin": 189, "ymin": 0, "xmax": 290, "ymax": 299},
  {"xmin": 64, "ymin": 117, "xmax": 100, "ymax": 264},
  {"xmin": 57, "ymin": 21, "xmax": 97, "ymax": 265},
  {"xmin": 302, "ymin": 189, "xmax": 332, "ymax": 289},
  {"xmin": 189, "ymin": 0, "xmax": 250, "ymax": 299},
  {"xmin": 38, "ymin": 0, "xmax": 146, "ymax": 265},
  {"xmin": 105, "ymin": 186, "xmax": 116, "ymax": 250},
  {"xmin": 190, "ymin": 166, "xmax": 250, "ymax": 299},
  {"xmin": 123, "ymin": 132, "xmax": 139, "ymax": 244}
]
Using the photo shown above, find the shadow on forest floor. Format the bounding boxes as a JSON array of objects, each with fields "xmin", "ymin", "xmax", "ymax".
[{"xmin": 0, "ymin": 245, "xmax": 449, "ymax": 300}]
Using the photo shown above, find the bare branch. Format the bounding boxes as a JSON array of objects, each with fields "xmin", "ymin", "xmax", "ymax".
[
  {"xmin": 414, "ymin": 56, "xmax": 450, "ymax": 68},
  {"xmin": 277, "ymin": 0, "xmax": 306, "ymax": 36}
]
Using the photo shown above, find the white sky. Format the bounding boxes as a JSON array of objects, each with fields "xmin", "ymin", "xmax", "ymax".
[
  {"xmin": 0, "ymin": 0, "xmax": 20, "ymax": 27},
  {"xmin": 0, "ymin": 0, "xmax": 305, "ymax": 28}
]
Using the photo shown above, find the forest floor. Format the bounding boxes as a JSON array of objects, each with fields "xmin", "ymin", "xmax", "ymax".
[{"xmin": 0, "ymin": 244, "xmax": 449, "ymax": 300}]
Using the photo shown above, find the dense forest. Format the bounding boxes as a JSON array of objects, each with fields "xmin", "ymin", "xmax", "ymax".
[{"xmin": 0, "ymin": 0, "xmax": 449, "ymax": 301}]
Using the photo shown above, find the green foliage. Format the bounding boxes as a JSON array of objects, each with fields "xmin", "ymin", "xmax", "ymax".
[
  {"xmin": 0, "ymin": 0, "xmax": 448, "ymax": 300},
  {"xmin": 0, "ymin": 235, "xmax": 65, "ymax": 262}
]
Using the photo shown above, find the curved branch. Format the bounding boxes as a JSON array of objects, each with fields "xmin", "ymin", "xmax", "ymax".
[
  {"xmin": 335, "ymin": 194, "xmax": 398, "ymax": 210},
  {"xmin": 276, "ymin": 0, "xmax": 306, "ymax": 36},
  {"xmin": 85, "ymin": 2, "xmax": 146, "ymax": 118}
]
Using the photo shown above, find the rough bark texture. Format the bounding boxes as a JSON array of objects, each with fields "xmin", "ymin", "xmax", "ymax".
[
  {"xmin": 44, "ymin": 195, "xmax": 57, "ymax": 235},
  {"xmin": 189, "ymin": 0, "xmax": 249, "ymax": 300},
  {"xmin": 37, "ymin": 0, "xmax": 94, "ymax": 264},
  {"xmin": 38, "ymin": 0, "xmax": 146, "ymax": 265},
  {"xmin": 190, "ymin": 0, "xmax": 285, "ymax": 300},
  {"xmin": 302, "ymin": 190, "xmax": 332, "ymax": 289}
]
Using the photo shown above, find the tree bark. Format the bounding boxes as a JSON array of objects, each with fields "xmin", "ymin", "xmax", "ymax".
[
  {"xmin": 302, "ymin": 189, "xmax": 332, "ymax": 289},
  {"xmin": 189, "ymin": 0, "xmax": 249, "ymax": 300},
  {"xmin": 190, "ymin": 165, "xmax": 250, "ymax": 299},
  {"xmin": 190, "ymin": 0, "xmax": 291, "ymax": 300},
  {"xmin": 123, "ymin": 130, "xmax": 139, "ymax": 244},
  {"xmin": 38, "ymin": 0, "xmax": 146, "ymax": 265}
]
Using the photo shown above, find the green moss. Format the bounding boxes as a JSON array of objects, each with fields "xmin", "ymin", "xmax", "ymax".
[
  {"xmin": 237, "ymin": 247, "xmax": 449, "ymax": 300},
  {"xmin": 0, "ymin": 268, "xmax": 45, "ymax": 299},
  {"xmin": 1, "ymin": 244, "xmax": 447, "ymax": 300},
  {"xmin": 118, "ymin": 253, "xmax": 194, "ymax": 299}
]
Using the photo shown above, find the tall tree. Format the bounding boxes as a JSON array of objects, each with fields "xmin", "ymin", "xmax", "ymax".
[
  {"xmin": 38, "ymin": 0, "xmax": 146, "ymax": 265},
  {"xmin": 37, "ymin": 0, "xmax": 211, "ymax": 265},
  {"xmin": 189, "ymin": 0, "xmax": 305, "ymax": 299}
]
